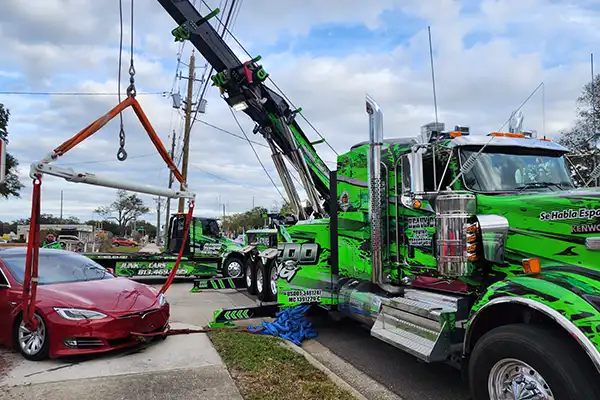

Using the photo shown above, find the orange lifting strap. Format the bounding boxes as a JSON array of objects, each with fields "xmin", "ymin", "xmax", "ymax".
[{"xmin": 22, "ymin": 96, "xmax": 194, "ymax": 330}]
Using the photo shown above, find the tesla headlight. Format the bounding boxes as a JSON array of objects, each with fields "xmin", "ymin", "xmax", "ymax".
[
  {"xmin": 158, "ymin": 293, "xmax": 168, "ymax": 307},
  {"xmin": 54, "ymin": 308, "xmax": 108, "ymax": 320}
]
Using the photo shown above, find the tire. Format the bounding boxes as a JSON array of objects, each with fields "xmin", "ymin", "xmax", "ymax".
[
  {"xmin": 223, "ymin": 256, "xmax": 244, "ymax": 279},
  {"xmin": 13, "ymin": 312, "xmax": 50, "ymax": 361},
  {"xmin": 244, "ymin": 258, "xmax": 257, "ymax": 295},
  {"xmin": 257, "ymin": 258, "xmax": 277, "ymax": 302},
  {"xmin": 114, "ymin": 243, "xmax": 120, "ymax": 247},
  {"xmin": 469, "ymin": 323, "xmax": 600, "ymax": 400}
]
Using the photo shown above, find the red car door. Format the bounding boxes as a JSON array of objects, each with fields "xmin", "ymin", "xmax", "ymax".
[{"xmin": 0, "ymin": 266, "xmax": 15, "ymax": 345}]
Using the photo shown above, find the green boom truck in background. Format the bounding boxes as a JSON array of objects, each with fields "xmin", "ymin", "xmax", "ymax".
[
  {"xmin": 158, "ymin": 1, "xmax": 600, "ymax": 398},
  {"xmin": 85, "ymin": 213, "xmax": 245, "ymax": 278}
]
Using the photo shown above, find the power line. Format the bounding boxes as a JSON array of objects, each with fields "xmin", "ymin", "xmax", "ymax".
[
  {"xmin": 0, "ymin": 91, "xmax": 166, "ymax": 96},
  {"xmin": 228, "ymin": 107, "xmax": 287, "ymax": 202},
  {"xmin": 189, "ymin": 163, "xmax": 285, "ymax": 195}
]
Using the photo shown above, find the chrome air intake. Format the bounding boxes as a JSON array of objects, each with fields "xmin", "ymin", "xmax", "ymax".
[
  {"xmin": 366, "ymin": 94, "xmax": 384, "ymax": 287},
  {"xmin": 435, "ymin": 193, "xmax": 477, "ymax": 276}
]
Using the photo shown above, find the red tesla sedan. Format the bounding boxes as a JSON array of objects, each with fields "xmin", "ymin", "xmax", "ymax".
[{"xmin": 0, "ymin": 248, "xmax": 170, "ymax": 361}]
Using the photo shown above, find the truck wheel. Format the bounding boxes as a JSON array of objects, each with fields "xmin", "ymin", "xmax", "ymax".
[
  {"xmin": 223, "ymin": 256, "xmax": 244, "ymax": 279},
  {"xmin": 469, "ymin": 323, "xmax": 599, "ymax": 400},
  {"xmin": 244, "ymin": 258, "xmax": 257, "ymax": 295},
  {"xmin": 257, "ymin": 259, "xmax": 276, "ymax": 302}
]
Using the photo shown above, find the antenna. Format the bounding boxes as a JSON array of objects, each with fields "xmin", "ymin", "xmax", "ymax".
[
  {"xmin": 428, "ymin": 26, "xmax": 439, "ymax": 190},
  {"xmin": 542, "ymin": 82, "xmax": 546, "ymax": 138},
  {"xmin": 428, "ymin": 26, "xmax": 439, "ymax": 125},
  {"xmin": 592, "ymin": 53, "xmax": 599, "ymax": 187}
]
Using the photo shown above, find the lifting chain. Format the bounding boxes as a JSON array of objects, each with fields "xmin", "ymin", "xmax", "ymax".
[
  {"xmin": 117, "ymin": 125, "xmax": 127, "ymax": 161},
  {"xmin": 117, "ymin": 61, "xmax": 135, "ymax": 162}
]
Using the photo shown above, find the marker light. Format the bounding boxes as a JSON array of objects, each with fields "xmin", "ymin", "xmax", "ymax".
[{"xmin": 522, "ymin": 258, "xmax": 541, "ymax": 274}]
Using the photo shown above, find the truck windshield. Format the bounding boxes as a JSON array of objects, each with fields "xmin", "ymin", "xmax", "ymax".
[{"xmin": 460, "ymin": 146, "xmax": 574, "ymax": 192}]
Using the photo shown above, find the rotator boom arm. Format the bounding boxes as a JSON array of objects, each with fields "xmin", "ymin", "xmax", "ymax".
[{"xmin": 157, "ymin": 0, "xmax": 330, "ymax": 216}]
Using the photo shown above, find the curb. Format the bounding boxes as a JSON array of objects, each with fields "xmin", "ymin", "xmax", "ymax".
[{"xmin": 283, "ymin": 341, "xmax": 370, "ymax": 400}]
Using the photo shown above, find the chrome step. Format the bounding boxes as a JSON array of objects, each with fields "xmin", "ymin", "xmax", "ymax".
[{"xmin": 370, "ymin": 289, "xmax": 464, "ymax": 363}]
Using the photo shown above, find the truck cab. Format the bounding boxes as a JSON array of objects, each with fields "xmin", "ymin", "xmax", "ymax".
[{"xmin": 167, "ymin": 213, "xmax": 245, "ymax": 278}]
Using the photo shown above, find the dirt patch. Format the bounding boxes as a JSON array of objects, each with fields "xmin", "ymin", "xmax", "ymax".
[{"xmin": 0, "ymin": 347, "xmax": 18, "ymax": 379}]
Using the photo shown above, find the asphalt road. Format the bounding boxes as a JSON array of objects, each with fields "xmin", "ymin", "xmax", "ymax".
[{"xmin": 308, "ymin": 313, "xmax": 471, "ymax": 400}]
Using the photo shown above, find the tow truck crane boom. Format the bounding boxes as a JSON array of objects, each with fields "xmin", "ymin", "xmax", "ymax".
[{"xmin": 158, "ymin": 0, "xmax": 331, "ymax": 218}]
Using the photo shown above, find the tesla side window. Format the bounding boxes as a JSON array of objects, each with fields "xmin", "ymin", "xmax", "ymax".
[
  {"xmin": 2, "ymin": 253, "xmax": 115, "ymax": 285},
  {"xmin": 0, "ymin": 268, "xmax": 8, "ymax": 287}
]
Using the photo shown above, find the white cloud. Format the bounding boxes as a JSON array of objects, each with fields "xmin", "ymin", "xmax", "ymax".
[{"xmin": 1, "ymin": 0, "xmax": 599, "ymax": 224}]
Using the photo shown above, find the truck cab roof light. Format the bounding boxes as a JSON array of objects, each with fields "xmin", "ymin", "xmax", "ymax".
[
  {"xmin": 489, "ymin": 132, "xmax": 505, "ymax": 137},
  {"xmin": 505, "ymin": 133, "xmax": 525, "ymax": 138}
]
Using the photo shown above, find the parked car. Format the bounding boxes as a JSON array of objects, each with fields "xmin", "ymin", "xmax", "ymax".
[
  {"xmin": 57, "ymin": 235, "xmax": 85, "ymax": 251},
  {"xmin": 0, "ymin": 248, "xmax": 169, "ymax": 360},
  {"xmin": 112, "ymin": 237, "xmax": 138, "ymax": 247}
]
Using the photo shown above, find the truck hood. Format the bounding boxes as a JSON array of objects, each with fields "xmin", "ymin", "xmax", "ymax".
[
  {"xmin": 37, "ymin": 277, "xmax": 160, "ymax": 315},
  {"xmin": 476, "ymin": 188, "xmax": 600, "ymax": 268}
]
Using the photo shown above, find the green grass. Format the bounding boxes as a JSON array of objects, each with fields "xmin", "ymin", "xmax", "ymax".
[
  {"xmin": 106, "ymin": 246, "xmax": 142, "ymax": 253},
  {"xmin": 209, "ymin": 331, "xmax": 356, "ymax": 400}
]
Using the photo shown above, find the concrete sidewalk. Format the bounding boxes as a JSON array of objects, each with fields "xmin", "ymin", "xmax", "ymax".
[{"xmin": 0, "ymin": 285, "xmax": 246, "ymax": 400}]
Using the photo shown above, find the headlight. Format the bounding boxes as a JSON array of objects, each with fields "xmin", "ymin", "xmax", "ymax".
[
  {"xmin": 54, "ymin": 308, "xmax": 108, "ymax": 320},
  {"xmin": 158, "ymin": 293, "xmax": 167, "ymax": 307}
]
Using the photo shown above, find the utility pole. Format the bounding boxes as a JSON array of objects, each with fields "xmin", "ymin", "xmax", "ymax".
[
  {"xmin": 178, "ymin": 52, "xmax": 196, "ymax": 213},
  {"xmin": 60, "ymin": 190, "xmax": 64, "ymax": 222},
  {"xmin": 155, "ymin": 196, "xmax": 162, "ymax": 246},
  {"xmin": 164, "ymin": 130, "xmax": 177, "ymax": 245}
]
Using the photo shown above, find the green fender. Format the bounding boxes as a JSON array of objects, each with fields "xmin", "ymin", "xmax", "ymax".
[{"xmin": 465, "ymin": 270, "xmax": 600, "ymax": 373}]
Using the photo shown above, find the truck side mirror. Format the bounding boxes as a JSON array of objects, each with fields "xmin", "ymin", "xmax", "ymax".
[{"xmin": 400, "ymin": 150, "xmax": 425, "ymax": 209}]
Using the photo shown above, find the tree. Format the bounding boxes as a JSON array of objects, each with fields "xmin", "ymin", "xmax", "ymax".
[
  {"xmin": 94, "ymin": 190, "xmax": 150, "ymax": 235},
  {"xmin": 557, "ymin": 74, "xmax": 600, "ymax": 186},
  {"xmin": 222, "ymin": 206, "xmax": 268, "ymax": 235},
  {"xmin": 0, "ymin": 104, "xmax": 24, "ymax": 198},
  {"xmin": 280, "ymin": 200, "xmax": 295, "ymax": 215}
]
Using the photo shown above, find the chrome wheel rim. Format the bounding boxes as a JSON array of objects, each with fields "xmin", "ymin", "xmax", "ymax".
[
  {"xmin": 227, "ymin": 261, "xmax": 242, "ymax": 278},
  {"xmin": 256, "ymin": 267, "xmax": 263, "ymax": 293},
  {"xmin": 18, "ymin": 315, "xmax": 46, "ymax": 356},
  {"xmin": 245, "ymin": 263, "xmax": 252, "ymax": 287},
  {"xmin": 488, "ymin": 358, "xmax": 554, "ymax": 400},
  {"xmin": 270, "ymin": 265, "xmax": 278, "ymax": 296}
]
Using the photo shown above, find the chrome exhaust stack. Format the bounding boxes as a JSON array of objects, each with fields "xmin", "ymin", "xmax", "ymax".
[
  {"xmin": 366, "ymin": 94, "xmax": 383, "ymax": 287},
  {"xmin": 366, "ymin": 95, "xmax": 400, "ymax": 293}
]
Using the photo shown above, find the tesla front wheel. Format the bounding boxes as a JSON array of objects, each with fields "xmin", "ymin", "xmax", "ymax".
[
  {"xmin": 14, "ymin": 313, "xmax": 50, "ymax": 361},
  {"xmin": 469, "ymin": 324, "xmax": 599, "ymax": 400}
]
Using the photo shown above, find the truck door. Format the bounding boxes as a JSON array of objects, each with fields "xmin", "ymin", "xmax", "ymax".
[
  {"xmin": 167, "ymin": 214, "xmax": 192, "ymax": 255},
  {"xmin": 398, "ymin": 154, "xmax": 437, "ymax": 272}
]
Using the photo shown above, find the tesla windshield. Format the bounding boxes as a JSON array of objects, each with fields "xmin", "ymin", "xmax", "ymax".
[
  {"xmin": 2, "ymin": 252, "xmax": 114, "ymax": 285},
  {"xmin": 460, "ymin": 147, "xmax": 574, "ymax": 192}
]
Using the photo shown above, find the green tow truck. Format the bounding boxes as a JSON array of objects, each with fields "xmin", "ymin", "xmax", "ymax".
[
  {"xmin": 158, "ymin": 1, "xmax": 600, "ymax": 398},
  {"xmin": 85, "ymin": 213, "xmax": 245, "ymax": 278}
]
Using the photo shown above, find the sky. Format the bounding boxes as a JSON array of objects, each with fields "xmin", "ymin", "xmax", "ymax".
[{"xmin": 0, "ymin": 0, "xmax": 599, "ymax": 226}]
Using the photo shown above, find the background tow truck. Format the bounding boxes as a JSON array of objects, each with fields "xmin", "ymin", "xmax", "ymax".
[
  {"xmin": 85, "ymin": 212, "xmax": 246, "ymax": 279},
  {"xmin": 157, "ymin": 1, "xmax": 600, "ymax": 399}
]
